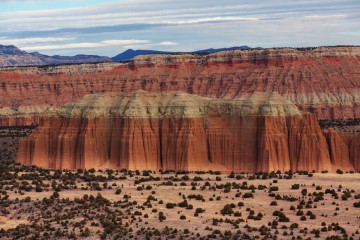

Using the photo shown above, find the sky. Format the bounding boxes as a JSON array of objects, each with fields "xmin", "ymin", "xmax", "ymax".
[{"xmin": 0, "ymin": 0, "xmax": 359, "ymax": 57}]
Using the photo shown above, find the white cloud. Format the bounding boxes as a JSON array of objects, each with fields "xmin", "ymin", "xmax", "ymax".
[
  {"xmin": 101, "ymin": 39, "xmax": 150, "ymax": 45},
  {"xmin": 303, "ymin": 14, "xmax": 348, "ymax": 20},
  {"xmin": 0, "ymin": 37, "xmax": 74, "ymax": 46},
  {"xmin": 157, "ymin": 41, "xmax": 178, "ymax": 46},
  {"xmin": 20, "ymin": 39, "xmax": 176, "ymax": 51},
  {"xmin": 1, "ymin": 0, "xmax": 359, "ymax": 56},
  {"xmin": 162, "ymin": 16, "xmax": 258, "ymax": 25},
  {"xmin": 146, "ymin": 41, "xmax": 178, "ymax": 46},
  {"xmin": 21, "ymin": 42, "xmax": 102, "ymax": 51}
]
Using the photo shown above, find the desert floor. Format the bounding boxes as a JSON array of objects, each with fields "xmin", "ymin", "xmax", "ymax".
[{"xmin": 0, "ymin": 166, "xmax": 359, "ymax": 239}]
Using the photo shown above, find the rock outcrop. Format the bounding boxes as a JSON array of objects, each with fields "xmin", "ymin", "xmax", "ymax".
[
  {"xmin": 0, "ymin": 46, "xmax": 359, "ymax": 122},
  {"xmin": 17, "ymin": 91, "xmax": 359, "ymax": 172}
]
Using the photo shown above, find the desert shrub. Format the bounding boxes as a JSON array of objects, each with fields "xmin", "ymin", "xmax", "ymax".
[
  {"xmin": 296, "ymin": 210, "xmax": 304, "ymax": 216},
  {"xmin": 177, "ymin": 200, "xmax": 188, "ymax": 208},
  {"xmin": 166, "ymin": 203, "xmax": 176, "ymax": 209},
  {"xmin": 336, "ymin": 169, "xmax": 344, "ymax": 174},
  {"xmin": 193, "ymin": 176, "xmax": 203, "ymax": 181},
  {"xmin": 158, "ymin": 212, "xmax": 166, "ymax": 222},
  {"xmin": 52, "ymin": 191, "xmax": 59, "ymax": 198},
  {"xmin": 301, "ymin": 189, "xmax": 308, "ymax": 196},
  {"xmin": 35, "ymin": 185, "xmax": 43, "ymax": 192},
  {"xmin": 224, "ymin": 187, "xmax": 231, "ymax": 193},
  {"xmin": 234, "ymin": 212, "xmax": 242, "ymax": 217},
  {"xmin": 243, "ymin": 192, "xmax": 253, "ymax": 198},
  {"xmin": 221, "ymin": 204, "xmax": 234, "ymax": 215},
  {"xmin": 273, "ymin": 211, "xmax": 290, "ymax": 222},
  {"xmin": 195, "ymin": 208, "xmax": 205, "ymax": 214},
  {"xmin": 290, "ymin": 223, "xmax": 298, "ymax": 229}
]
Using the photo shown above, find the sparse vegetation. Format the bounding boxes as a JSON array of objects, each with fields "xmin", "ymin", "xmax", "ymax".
[{"xmin": 0, "ymin": 162, "xmax": 358, "ymax": 239}]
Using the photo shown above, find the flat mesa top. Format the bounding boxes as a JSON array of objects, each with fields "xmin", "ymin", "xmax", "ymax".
[{"xmin": 45, "ymin": 91, "xmax": 301, "ymax": 118}]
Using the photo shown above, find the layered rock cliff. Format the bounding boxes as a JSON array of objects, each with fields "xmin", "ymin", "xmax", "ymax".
[
  {"xmin": 17, "ymin": 91, "xmax": 359, "ymax": 172},
  {"xmin": 0, "ymin": 46, "xmax": 359, "ymax": 123}
]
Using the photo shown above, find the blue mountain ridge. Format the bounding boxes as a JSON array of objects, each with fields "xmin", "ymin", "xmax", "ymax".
[{"xmin": 111, "ymin": 46, "xmax": 260, "ymax": 61}]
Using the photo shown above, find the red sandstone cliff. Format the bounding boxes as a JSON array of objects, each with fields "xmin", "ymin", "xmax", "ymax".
[
  {"xmin": 1, "ymin": 47, "xmax": 359, "ymax": 124},
  {"xmin": 323, "ymin": 130, "xmax": 360, "ymax": 171},
  {"xmin": 16, "ymin": 91, "xmax": 360, "ymax": 172}
]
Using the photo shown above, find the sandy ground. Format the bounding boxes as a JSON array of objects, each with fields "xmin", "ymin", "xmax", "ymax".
[{"xmin": 2, "ymin": 172, "xmax": 360, "ymax": 239}]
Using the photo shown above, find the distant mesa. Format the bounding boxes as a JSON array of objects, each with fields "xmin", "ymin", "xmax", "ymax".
[
  {"xmin": 1, "ymin": 44, "xmax": 358, "ymax": 67},
  {"xmin": 192, "ymin": 45, "xmax": 258, "ymax": 54},
  {"xmin": 112, "ymin": 49, "xmax": 173, "ymax": 61},
  {"xmin": 0, "ymin": 44, "xmax": 258, "ymax": 66},
  {"xmin": 111, "ymin": 46, "xmax": 256, "ymax": 61}
]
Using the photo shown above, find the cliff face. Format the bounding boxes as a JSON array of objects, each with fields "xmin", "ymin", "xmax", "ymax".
[
  {"xmin": 17, "ymin": 91, "xmax": 359, "ymax": 172},
  {"xmin": 0, "ymin": 47, "xmax": 359, "ymax": 122},
  {"xmin": 323, "ymin": 130, "xmax": 360, "ymax": 171}
]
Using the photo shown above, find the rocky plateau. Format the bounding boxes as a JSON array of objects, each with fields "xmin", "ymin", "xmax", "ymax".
[
  {"xmin": 16, "ymin": 91, "xmax": 359, "ymax": 172},
  {"xmin": 0, "ymin": 46, "xmax": 359, "ymax": 123},
  {"xmin": 0, "ymin": 46, "xmax": 358, "ymax": 172}
]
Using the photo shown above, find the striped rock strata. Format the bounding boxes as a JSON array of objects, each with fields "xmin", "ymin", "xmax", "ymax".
[
  {"xmin": 0, "ymin": 46, "xmax": 359, "ymax": 124},
  {"xmin": 17, "ymin": 91, "xmax": 359, "ymax": 172}
]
